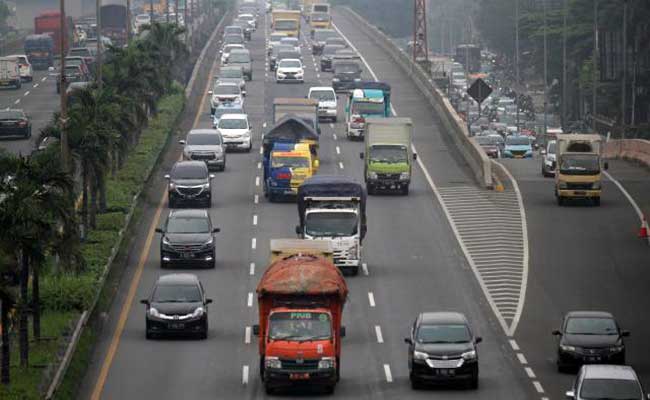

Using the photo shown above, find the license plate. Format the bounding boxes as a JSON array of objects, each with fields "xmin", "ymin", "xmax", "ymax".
[
  {"xmin": 574, "ymin": 191, "xmax": 586, "ymax": 196},
  {"xmin": 586, "ymin": 356, "xmax": 600, "ymax": 362},
  {"xmin": 515, "ymin": 155, "xmax": 523, "ymax": 159},
  {"xmin": 181, "ymin": 252, "xmax": 193, "ymax": 259},
  {"xmin": 437, "ymin": 369, "xmax": 455, "ymax": 376},
  {"xmin": 168, "ymin": 322, "xmax": 185, "ymax": 329},
  {"xmin": 289, "ymin": 373, "xmax": 310, "ymax": 380}
]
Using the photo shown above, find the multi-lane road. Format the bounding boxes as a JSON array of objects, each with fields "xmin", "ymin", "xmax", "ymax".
[{"xmin": 72, "ymin": 5, "xmax": 650, "ymax": 400}]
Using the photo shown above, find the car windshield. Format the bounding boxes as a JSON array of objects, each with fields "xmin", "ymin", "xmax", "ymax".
[
  {"xmin": 215, "ymin": 85, "xmax": 240, "ymax": 95},
  {"xmin": 334, "ymin": 63, "xmax": 359, "ymax": 73},
  {"xmin": 172, "ymin": 164, "xmax": 207, "ymax": 179},
  {"xmin": 64, "ymin": 66, "xmax": 81, "ymax": 75},
  {"xmin": 310, "ymin": 90, "xmax": 335, "ymax": 101},
  {"xmin": 547, "ymin": 142, "xmax": 556, "ymax": 154},
  {"xmin": 476, "ymin": 136, "xmax": 500, "ymax": 145},
  {"xmin": 280, "ymin": 60, "xmax": 301, "ymax": 68},
  {"xmin": 275, "ymin": 20, "xmax": 298, "ymax": 31},
  {"xmin": 506, "ymin": 136, "xmax": 530, "ymax": 146},
  {"xmin": 0, "ymin": 111, "xmax": 24, "ymax": 119},
  {"xmin": 229, "ymin": 52, "xmax": 250, "ymax": 63},
  {"xmin": 270, "ymin": 33, "xmax": 285, "ymax": 42},
  {"xmin": 280, "ymin": 38, "xmax": 298, "ymax": 46},
  {"xmin": 272, "ymin": 45, "xmax": 293, "ymax": 56},
  {"xmin": 225, "ymin": 27, "xmax": 242, "ymax": 35},
  {"xmin": 311, "ymin": 12, "xmax": 330, "ymax": 22},
  {"xmin": 219, "ymin": 118, "xmax": 247, "ymax": 129},
  {"xmin": 224, "ymin": 35, "xmax": 243, "ymax": 44},
  {"xmin": 220, "ymin": 69, "xmax": 242, "ymax": 79},
  {"xmin": 314, "ymin": 30, "xmax": 336, "ymax": 41},
  {"xmin": 305, "ymin": 212, "xmax": 358, "ymax": 237},
  {"xmin": 268, "ymin": 312, "xmax": 332, "ymax": 341},
  {"xmin": 152, "ymin": 284, "xmax": 202, "ymax": 303},
  {"xmin": 352, "ymin": 101, "xmax": 384, "ymax": 115},
  {"xmin": 369, "ymin": 145, "xmax": 408, "ymax": 163},
  {"xmin": 565, "ymin": 317, "xmax": 618, "ymax": 335},
  {"xmin": 417, "ymin": 324, "xmax": 471, "ymax": 343},
  {"xmin": 323, "ymin": 45, "xmax": 344, "ymax": 55},
  {"xmin": 166, "ymin": 216, "xmax": 210, "ymax": 233},
  {"xmin": 187, "ymin": 133, "xmax": 221, "ymax": 145},
  {"xmin": 66, "ymin": 59, "xmax": 82, "ymax": 67},
  {"xmin": 579, "ymin": 378, "xmax": 642, "ymax": 400},
  {"xmin": 271, "ymin": 156, "xmax": 310, "ymax": 168},
  {"xmin": 559, "ymin": 154, "xmax": 600, "ymax": 175},
  {"xmin": 214, "ymin": 107, "xmax": 243, "ymax": 119}
]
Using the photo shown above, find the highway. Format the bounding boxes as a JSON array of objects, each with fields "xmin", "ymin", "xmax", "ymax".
[
  {"xmin": 0, "ymin": 68, "xmax": 59, "ymax": 155},
  {"xmin": 76, "ymin": 4, "xmax": 650, "ymax": 400}
]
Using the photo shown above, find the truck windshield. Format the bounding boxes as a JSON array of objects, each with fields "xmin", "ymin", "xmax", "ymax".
[
  {"xmin": 559, "ymin": 154, "xmax": 600, "ymax": 175},
  {"xmin": 311, "ymin": 13, "xmax": 330, "ymax": 22},
  {"xmin": 310, "ymin": 90, "xmax": 335, "ymax": 101},
  {"xmin": 269, "ymin": 312, "xmax": 332, "ymax": 341},
  {"xmin": 352, "ymin": 102, "xmax": 384, "ymax": 115},
  {"xmin": 275, "ymin": 20, "xmax": 298, "ymax": 31},
  {"xmin": 305, "ymin": 212, "xmax": 358, "ymax": 237},
  {"xmin": 506, "ymin": 136, "xmax": 530, "ymax": 146},
  {"xmin": 335, "ymin": 63, "xmax": 359, "ymax": 74},
  {"xmin": 272, "ymin": 156, "xmax": 310, "ymax": 168},
  {"xmin": 369, "ymin": 145, "xmax": 408, "ymax": 163}
]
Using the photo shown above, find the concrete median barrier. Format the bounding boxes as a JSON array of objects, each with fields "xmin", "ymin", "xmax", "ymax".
[{"xmin": 604, "ymin": 139, "xmax": 650, "ymax": 169}]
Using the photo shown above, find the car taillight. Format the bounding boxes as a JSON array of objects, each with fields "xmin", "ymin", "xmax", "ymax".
[
  {"xmin": 353, "ymin": 116, "xmax": 365, "ymax": 124},
  {"xmin": 276, "ymin": 172, "xmax": 291, "ymax": 180},
  {"xmin": 18, "ymin": 120, "xmax": 27, "ymax": 127}
]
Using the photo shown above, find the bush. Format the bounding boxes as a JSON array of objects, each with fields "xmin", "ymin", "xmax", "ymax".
[
  {"xmin": 40, "ymin": 274, "xmax": 96, "ymax": 311},
  {"xmin": 96, "ymin": 212, "xmax": 126, "ymax": 231}
]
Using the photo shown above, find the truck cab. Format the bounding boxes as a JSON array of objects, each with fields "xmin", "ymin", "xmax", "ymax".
[
  {"xmin": 555, "ymin": 134, "xmax": 607, "ymax": 206},
  {"xmin": 345, "ymin": 82, "xmax": 391, "ymax": 140},
  {"xmin": 265, "ymin": 143, "xmax": 318, "ymax": 202}
]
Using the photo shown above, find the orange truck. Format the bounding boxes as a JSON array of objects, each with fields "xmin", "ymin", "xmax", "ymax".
[{"xmin": 254, "ymin": 239, "xmax": 348, "ymax": 395}]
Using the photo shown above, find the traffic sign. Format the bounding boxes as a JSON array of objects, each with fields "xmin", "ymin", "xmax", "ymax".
[{"xmin": 467, "ymin": 78, "xmax": 492, "ymax": 105}]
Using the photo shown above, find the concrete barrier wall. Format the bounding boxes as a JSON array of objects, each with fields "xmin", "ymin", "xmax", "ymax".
[
  {"xmin": 340, "ymin": 7, "xmax": 493, "ymax": 188},
  {"xmin": 604, "ymin": 139, "xmax": 650, "ymax": 168}
]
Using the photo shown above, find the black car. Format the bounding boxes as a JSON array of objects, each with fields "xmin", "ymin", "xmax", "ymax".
[
  {"xmin": 269, "ymin": 44, "xmax": 294, "ymax": 71},
  {"xmin": 332, "ymin": 60, "xmax": 362, "ymax": 92},
  {"xmin": 553, "ymin": 311, "xmax": 629, "ymax": 372},
  {"xmin": 156, "ymin": 209, "xmax": 220, "ymax": 269},
  {"xmin": 405, "ymin": 312, "xmax": 481, "ymax": 389},
  {"xmin": 165, "ymin": 161, "xmax": 215, "ymax": 208},
  {"xmin": 140, "ymin": 273, "xmax": 212, "ymax": 339},
  {"xmin": 311, "ymin": 29, "xmax": 338, "ymax": 55},
  {"xmin": 0, "ymin": 109, "xmax": 31, "ymax": 138},
  {"xmin": 320, "ymin": 44, "xmax": 345, "ymax": 72},
  {"xmin": 56, "ymin": 65, "xmax": 86, "ymax": 94}
]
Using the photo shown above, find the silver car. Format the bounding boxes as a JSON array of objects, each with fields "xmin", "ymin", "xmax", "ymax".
[
  {"xmin": 541, "ymin": 140, "xmax": 557, "ymax": 177},
  {"xmin": 217, "ymin": 66, "xmax": 246, "ymax": 96},
  {"xmin": 567, "ymin": 365, "xmax": 649, "ymax": 400},
  {"xmin": 180, "ymin": 129, "xmax": 226, "ymax": 171}
]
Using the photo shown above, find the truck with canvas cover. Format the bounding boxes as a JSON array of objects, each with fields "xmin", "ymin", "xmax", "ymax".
[
  {"xmin": 254, "ymin": 239, "xmax": 347, "ymax": 394},
  {"xmin": 101, "ymin": 0, "xmax": 128, "ymax": 47},
  {"xmin": 272, "ymin": 10, "xmax": 301, "ymax": 37},
  {"xmin": 297, "ymin": 175, "xmax": 366, "ymax": 275},
  {"xmin": 273, "ymin": 97, "xmax": 320, "ymax": 135},
  {"xmin": 24, "ymin": 34, "xmax": 54, "ymax": 69},
  {"xmin": 263, "ymin": 117, "xmax": 319, "ymax": 201},
  {"xmin": 361, "ymin": 118, "xmax": 416, "ymax": 195},
  {"xmin": 555, "ymin": 134, "xmax": 607, "ymax": 206},
  {"xmin": 345, "ymin": 81, "xmax": 391, "ymax": 140}
]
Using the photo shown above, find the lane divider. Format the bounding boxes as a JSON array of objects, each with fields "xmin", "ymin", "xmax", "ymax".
[{"xmin": 368, "ymin": 292, "xmax": 375, "ymax": 307}]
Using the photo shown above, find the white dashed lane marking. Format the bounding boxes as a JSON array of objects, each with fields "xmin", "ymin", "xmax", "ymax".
[
  {"xmin": 242, "ymin": 365, "xmax": 249, "ymax": 385},
  {"xmin": 383, "ymin": 364, "xmax": 393, "ymax": 383},
  {"xmin": 255, "ymin": 176, "xmax": 260, "ymax": 186},
  {"xmin": 23, "ymin": 91, "xmax": 30, "ymax": 96},
  {"xmin": 375, "ymin": 325, "xmax": 384, "ymax": 343},
  {"xmin": 247, "ymin": 292, "xmax": 253, "ymax": 307},
  {"xmin": 368, "ymin": 292, "xmax": 375, "ymax": 307},
  {"xmin": 253, "ymin": 214, "xmax": 258, "ymax": 226},
  {"xmin": 245, "ymin": 326, "xmax": 251, "ymax": 344},
  {"xmin": 14, "ymin": 99, "xmax": 20, "ymax": 104},
  {"xmin": 251, "ymin": 237, "xmax": 257, "ymax": 250},
  {"xmin": 338, "ymin": 162, "xmax": 344, "ymax": 169},
  {"xmin": 362, "ymin": 263, "xmax": 369, "ymax": 275},
  {"xmin": 336, "ymin": 146, "xmax": 340, "ymax": 155},
  {"xmin": 249, "ymin": 262, "xmax": 255, "ymax": 275},
  {"xmin": 516, "ymin": 353, "xmax": 528, "ymax": 365}
]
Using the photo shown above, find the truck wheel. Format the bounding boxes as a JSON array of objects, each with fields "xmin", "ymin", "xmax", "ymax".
[
  {"xmin": 401, "ymin": 185, "xmax": 410, "ymax": 196},
  {"xmin": 264, "ymin": 383, "xmax": 275, "ymax": 395},
  {"xmin": 367, "ymin": 185, "xmax": 375, "ymax": 196},
  {"xmin": 323, "ymin": 385, "xmax": 335, "ymax": 395},
  {"xmin": 593, "ymin": 197, "xmax": 601, "ymax": 207},
  {"xmin": 557, "ymin": 196, "xmax": 564, "ymax": 206}
]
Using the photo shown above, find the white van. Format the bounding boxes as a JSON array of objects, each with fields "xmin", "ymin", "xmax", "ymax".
[{"xmin": 0, "ymin": 57, "xmax": 22, "ymax": 89}]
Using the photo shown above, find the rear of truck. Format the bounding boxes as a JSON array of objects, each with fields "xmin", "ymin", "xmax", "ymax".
[
  {"xmin": 555, "ymin": 134, "xmax": 606, "ymax": 206},
  {"xmin": 346, "ymin": 88, "xmax": 390, "ymax": 140},
  {"xmin": 255, "ymin": 239, "xmax": 347, "ymax": 394},
  {"xmin": 0, "ymin": 58, "xmax": 21, "ymax": 89},
  {"xmin": 272, "ymin": 10, "xmax": 301, "ymax": 37}
]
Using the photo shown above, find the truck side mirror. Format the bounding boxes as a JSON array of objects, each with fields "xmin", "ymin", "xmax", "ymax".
[
  {"xmin": 603, "ymin": 162, "xmax": 609, "ymax": 170},
  {"xmin": 295, "ymin": 225, "xmax": 301, "ymax": 235},
  {"xmin": 404, "ymin": 337, "xmax": 413, "ymax": 345},
  {"xmin": 252, "ymin": 324, "xmax": 260, "ymax": 335},
  {"xmin": 313, "ymin": 160, "xmax": 319, "ymax": 169},
  {"xmin": 359, "ymin": 152, "xmax": 364, "ymax": 159},
  {"xmin": 340, "ymin": 326, "xmax": 346, "ymax": 337},
  {"xmin": 140, "ymin": 299, "xmax": 149, "ymax": 305},
  {"xmin": 552, "ymin": 330, "xmax": 562, "ymax": 336}
]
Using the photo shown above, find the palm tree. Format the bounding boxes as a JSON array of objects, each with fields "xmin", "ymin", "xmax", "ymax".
[{"xmin": 0, "ymin": 271, "xmax": 16, "ymax": 385}]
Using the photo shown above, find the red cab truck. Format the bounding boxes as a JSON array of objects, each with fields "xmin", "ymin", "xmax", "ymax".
[
  {"xmin": 254, "ymin": 239, "xmax": 347, "ymax": 395},
  {"xmin": 34, "ymin": 11, "xmax": 73, "ymax": 55}
]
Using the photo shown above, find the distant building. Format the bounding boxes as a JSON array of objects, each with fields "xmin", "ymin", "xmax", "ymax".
[{"xmin": 15, "ymin": 0, "xmax": 95, "ymax": 30}]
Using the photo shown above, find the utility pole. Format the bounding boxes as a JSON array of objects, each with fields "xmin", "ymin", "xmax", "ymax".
[
  {"xmin": 149, "ymin": 0, "xmax": 154, "ymax": 22},
  {"xmin": 166, "ymin": 0, "xmax": 170, "ymax": 22},
  {"xmin": 543, "ymin": 0, "xmax": 548, "ymax": 140},
  {"xmin": 562, "ymin": 0, "xmax": 568, "ymax": 131},
  {"xmin": 184, "ymin": 0, "xmax": 189, "ymax": 47},
  {"xmin": 126, "ymin": 0, "xmax": 131, "ymax": 42},
  {"xmin": 621, "ymin": 0, "xmax": 627, "ymax": 138},
  {"xmin": 59, "ymin": 0, "xmax": 69, "ymax": 169},
  {"xmin": 592, "ymin": 0, "xmax": 598, "ymax": 132},
  {"xmin": 515, "ymin": 0, "xmax": 520, "ymax": 135},
  {"xmin": 175, "ymin": 0, "xmax": 179, "ymax": 25},
  {"xmin": 96, "ymin": 0, "xmax": 102, "ymax": 90}
]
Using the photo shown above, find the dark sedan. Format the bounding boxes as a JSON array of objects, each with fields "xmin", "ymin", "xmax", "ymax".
[
  {"xmin": 553, "ymin": 311, "xmax": 629, "ymax": 372},
  {"xmin": 156, "ymin": 209, "xmax": 220, "ymax": 269},
  {"xmin": 0, "ymin": 109, "xmax": 31, "ymax": 138},
  {"xmin": 405, "ymin": 312, "xmax": 481, "ymax": 389},
  {"xmin": 165, "ymin": 161, "xmax": 214, "ymax": 208},
  {"xmin": 269, "ymin": 44, "xmax": 294, "ymax": 71},
  {"xmin": 320, "ymin": 44, "xmax": 345, "ymax": 72},
  {"xmin": 141, "ymin": 273, "xmax": 212, "ymax": 339}
]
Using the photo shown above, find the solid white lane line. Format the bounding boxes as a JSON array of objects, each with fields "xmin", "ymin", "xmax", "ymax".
[
  {"xmin": 253, "ymin": 214, "xmax": 258, "ymax": 225},
  {"xmin": 383, "ymin": 364, "xmax": 393, "ymax": 383},
  {"xmin": 603, "ymin": 171, "xmax": 649, "ymax": 240},
  {"xmin": 336, "ymin": 146, "xmax": 340, "ymax": 155},
  {"xmin": 524, "ymin": 367, "xmax": 536, "ymax": 379},
  {"xmin": 250, "ymin": 262, "xmax": 255, "ymax": 275},
  {"xmin": 368, "ymin": 292, "xmax": 376, "ymax": 307},
  {"xmin": 255, "ymin": 176, "xmax": 260, "ymax": 186},
  {"xmin": 245, "ymin": 326, "xmax": 251, "ymax": 344},
  {"xmin": 247, "ymin": 292, "xmax": 253, "ymax": 307},
  {"xmin": 338, "ymin": 162, "xmax": 344, "ymax": 169},
  {"xmin": 242, "ymin": 365, "xmax": 249, "ymax": 385},
  {"xmin": 259, "ymin": 146, "xmax": 263, "ymax": 154},
  {"xmin": 375, "ymin": 325, "xmax": 384, "ymax": 343},
  {"xmin": 254, "ymin": 194, "xmax": 259, "ymax": 204},
  {"xmin": 23, "ymin": 91, "xmax": 30, "ymax": 96},
  {"xmin": 362, "ymin": 263, "xmax": 369, "ymax": 275},
  {"xmin": 516, "ymin": 353, "xmax": 528, "ymax": 365},
  {"xmin": 251, "ymin": 237, "xmax": 257, "ymax": 250},
  {"xmin": 533, "ymin": 381, "xmax": 544, "ymax": 393}
]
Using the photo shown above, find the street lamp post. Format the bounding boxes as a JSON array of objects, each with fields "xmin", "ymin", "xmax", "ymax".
[
  {"xmin": 59, "ymin": 0, "xmax": 69, "ymax": 169},
  {"xmin": 592, "ymin": 0, "xmax": 598, "ymax": 131},
  {"xmin": 543, "ymin": 0, "xmax": 548, "ymax": 141},
  {"xmin": 562, "ymin": 0, "xmax": 568, "ymax": 131},
  {"xmin": 621, "ymin": 0, "xmax": 628, "ymax": 138},
  {"xmin": 515, "ymin": 0, "xmax": 520, "ymax": 135}
]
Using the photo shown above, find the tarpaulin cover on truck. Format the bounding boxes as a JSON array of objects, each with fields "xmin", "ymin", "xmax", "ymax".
[
  {"xmin": 297, "ymin": 175, "xmax": 367, "ymax": 239},
  {"xmin": 263, "ymin": 116, "xmax": 318, "ymax": 156},
  {"xmin": 348, "ymin": 81, "xmax": 391, "ymax": 94}
]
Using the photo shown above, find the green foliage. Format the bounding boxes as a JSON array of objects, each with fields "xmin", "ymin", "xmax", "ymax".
[
  {"xmin": 40, "ymin": 274, "xmax": 96, "ymax": 312},
  {"xmin": 96, "ymin": 212, "xmax": 126, "ymax": 232}
]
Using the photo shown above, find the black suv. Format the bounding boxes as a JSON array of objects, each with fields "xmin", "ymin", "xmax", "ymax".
[
  {"xmin": 405, "ymin": 312, "xmax": 481, "ymax": 389},
  {"xmin": 156, "ymin": 209, "xmax": 220, "ymax": 269},
  {"xmin": 140, "ymin": 273, "xmax": 212, "ymax": 339},
  {"xmin": 166, "ymin": 161, "xmax": 214, "ymax": 208}
]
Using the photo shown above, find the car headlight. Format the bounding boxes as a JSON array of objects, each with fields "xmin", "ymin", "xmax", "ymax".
[
  {"xmin": 162, "ymin": 236, "xmax": 171, "ymax": 246},
  {"xmin": 265, "ymin": 356, "xmax": 281, "ymax": 369},
  {"xmin": 354, "ymin": 78, "xmax": 361, "ymax": 82},
  {"xmin": 592, "ymin": 182, "xmax": 601, "ymax": 190},
  {"xmin": 608, "ymin": 345, "xmax": 624, "ymax": 353},
  {"xmin": 203, "ymin": 237, "xmax": 214, "ymax": 247},
  {"xmin": 201, "ymin": 183, "xmax": 211, "ymax": 189},
  {"xmin": 149, "ymin": 307, "xmax": 160, "ymax": 317},
  {"xmin": 277, "ymin": 73, "xmax": 286, "ymax": 78},
  {"xmin": 368, "ymin": 171, "xmax": 378, "ymax": 180},
  {"xmin": 413, "ymin": 350, "xmax": 428, "ymax": 360},
  {"xmin": 461, "ymin": 350, "xmax": 477, "ymax": 360},
  {"xmin": 191, "ymin": 307, "xmax": 204, "ymax": 318},
  {"xmin": 558, "ymin": 181, "xmax": 568, "ymax": 189},
  {"xmin": 399, "ymin": 172, "xmax": 410, "ymax": 181},
  {"xmin": 318, "ymin": 357, "xmax": 336, "ymax": 369},
  {"xmin": 349, "ymin": 244, "xmax": 359, "ymax": 259},
  {"xmin": 168, "ymin": 182, "xmax": 176, "ymax": 190},
  {"xmin": 560, "ymin": 345, "xmax": 576, "ymax": 352},
  {"xmin": 332, "ymin": 78, "xmax": 340, "ymax": 82}
]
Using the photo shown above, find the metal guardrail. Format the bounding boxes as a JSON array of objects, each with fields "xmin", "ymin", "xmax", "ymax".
[{"xmin": 341, "ymin": 7, "xmax": 493, "ymax": 188}]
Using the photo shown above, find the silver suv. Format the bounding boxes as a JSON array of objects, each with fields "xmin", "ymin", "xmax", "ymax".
[
  {"xmin": 566, "ymin": 365, "xmax": 649, "ymax": 400},
  {"xmin": 180, "ymin": 129, "xmax": 226, "ymax": 171}
]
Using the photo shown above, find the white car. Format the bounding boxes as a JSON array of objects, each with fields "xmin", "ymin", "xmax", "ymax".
[
  {"xmin": 208, "ymin": 82, "xmax": 243, "ymax": 114},
  {"xmin": 8, "ymin": 55, "xmax": 33, "ymax": 82},
  {"xmin": 217, "ymin": 113, "xmax": 252, "ymax": 152},
  {"xmin": 308, "ymin": 86, "xmax": 337, "ymax": 121},
  {"xmin": 276, "ymin": 59, "xmax": 304, "ymax": 83},
  {"xmin": 220, "ymin": 44, "xmax": 245, "ymax": 65},
  {"xmin": 237, "ymin": 13, "xmax": 257, "ymax": 30},
  {"xmin": 134, "ymin": 14, "xmax": 151, "ymax": 32}
]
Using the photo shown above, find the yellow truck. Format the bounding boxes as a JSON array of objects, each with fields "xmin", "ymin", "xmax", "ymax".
[
  {"xmin": 309, "ymin": 11, "xmax": 331, "ymax": 30},
  {"xmin": 272, "ymin": 10, "xmax": 301, "ymax": 38},
  {"xmin": 555, "ymin": 134, "xmax": 608, "ymax": 206}
]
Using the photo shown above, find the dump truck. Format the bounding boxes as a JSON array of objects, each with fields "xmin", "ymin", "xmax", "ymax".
[
  {"xmin": 297, "ymin": 175, "xmax": 366, "ymax": 275},
  {"xmin": 360, "ymin": 118, "xmax": 416, "ymax": 195},
  {"xmin": 272, "ymin": 10, "xmax": 301, "ymax": 37},
  {"xmin": 254, "ymin": 239, "xmax": 347, "ymax": 395},
  {"xmin": 555, "ymin": 134, "xmax": 607, "ymax": 206},
  {"xmin": 345, "ymin": 81, "xmax": 391, "ymax": 140}
]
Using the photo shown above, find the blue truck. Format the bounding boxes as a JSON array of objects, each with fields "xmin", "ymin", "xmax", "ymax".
[{"xmin": 345, "ymin": 81, "xmax": 391, "ymax": 140}]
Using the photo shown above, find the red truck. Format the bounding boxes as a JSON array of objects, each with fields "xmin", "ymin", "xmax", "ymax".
[
  {"xmin": 254, "ymin": 239, "xmax": 347, "ymax": 395},
  {"xmin": 34, "ymin": 11, "xmax": 73, "ymax": 55}
]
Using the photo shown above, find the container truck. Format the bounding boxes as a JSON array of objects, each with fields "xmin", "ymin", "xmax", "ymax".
[
  {"xmin": 555, "ymin": 134, "xmax": 607, "ymax": 206},
  {"xmin": 360, "ymin": 118, "xmax": 416, "ymax": 195},
  {"xmin": 254, "ymin": 239, "xmax": 347, "ymax": 395},
  {"xmin": 101, "ymin": 0, "xmax": 128, "ymax": 47},
  {"xmin": 345, "ymin": 81, "xmax": 391, "ymax": 140},
  {"xmin": 34, "ymin": 11, "xmax": 73, "ymax": 55},
  {"xmin": 272, "ymin": 10, "xmax": 301, "ymax": 37},
  {"xmin": 297, "ymin": 175, "xmax": 367, "ymax": 275},
  {"xmin": 24, "ymin": 34, "xmax": 54, "ymax": 69}
]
